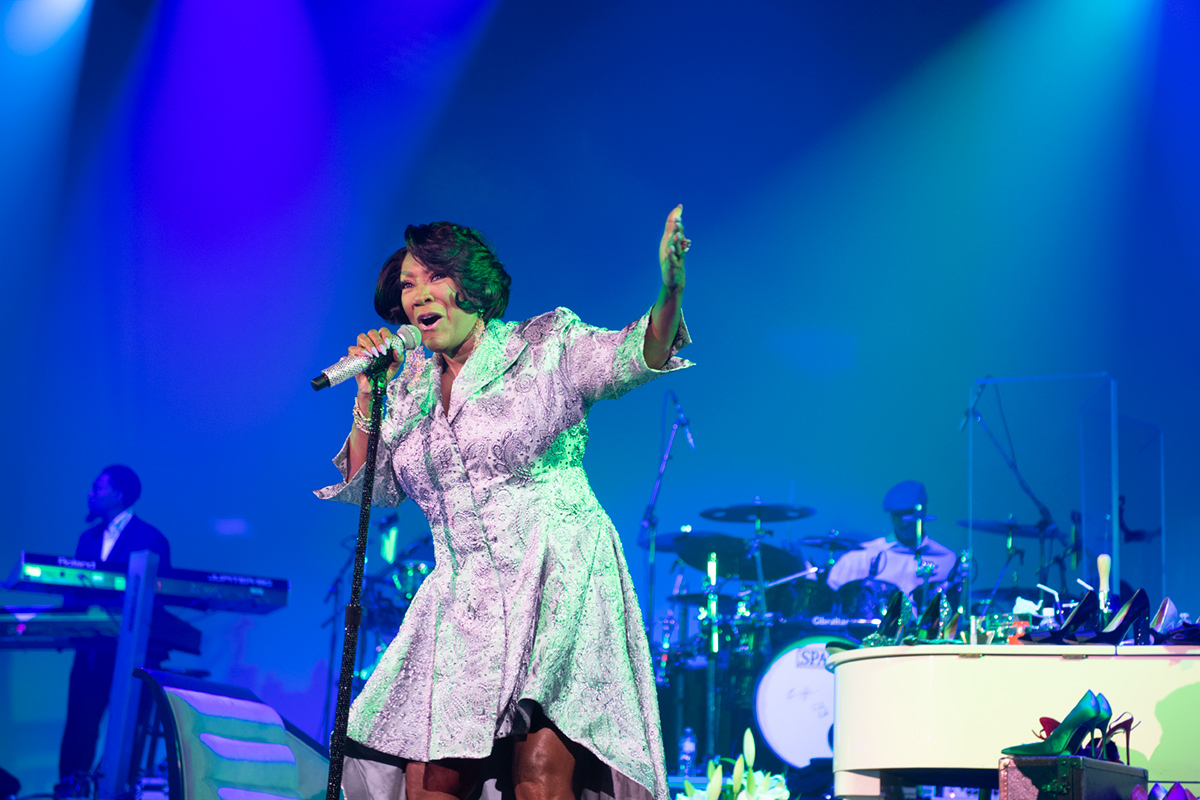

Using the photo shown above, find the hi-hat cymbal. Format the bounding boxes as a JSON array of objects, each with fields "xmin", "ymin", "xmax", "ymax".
[
  {"xmin": 793, "ymin": 535, "xmax": 864, "ymax": 553},
  {"xmin": 700, "ymin": 503, "xmax": 816, "ymax": 524},
  {"xmin": 957, "ymin": 519, "xmax": 1050, "ymax": 538},
  {"xmin": 673, "ymin": 533, "xmax": 802, "ymax": 581},
  {"xmin": 668, "ymin": 592, "xmax": 740, "ymax": 613}
]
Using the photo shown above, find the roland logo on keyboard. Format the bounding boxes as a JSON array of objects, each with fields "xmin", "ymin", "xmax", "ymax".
[
  {"xmin": 56, "ymin": 556, "xmax": 97, "ymax": 570},
  {"xmin": 205, "ymin": 572, "xmax": 276, "ymax": 588}
]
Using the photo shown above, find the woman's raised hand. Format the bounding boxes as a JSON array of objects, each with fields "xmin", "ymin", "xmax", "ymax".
[
  {"xmin": 351, "ymin": 328, "xmax": 402, "ymax": 394},
  {"xmin": 645, "ymin": 206, "xmax": 688, "ymax": 369},
  {"xmin": 658, "ymin": 205, "xmax": 689, "ymax": 292}
]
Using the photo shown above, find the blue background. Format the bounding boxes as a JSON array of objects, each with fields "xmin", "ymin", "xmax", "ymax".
[{"xmin": 3, "ymin": 0, "xmax": 1199, "ymax": 789}]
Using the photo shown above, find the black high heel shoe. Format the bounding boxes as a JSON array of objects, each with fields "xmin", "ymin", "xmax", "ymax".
[
  {"xmin": 910, "ymin": 590, "xmax": 947, "ymax": 642},
  {"xmin": 1165, "ymin": 622, "xmax": 1200, "ymax": 645},
  {"xmin": 1020, "ymin": 591, "xmax": 1098, "ymax": 644},
  {"xmin": 1069, "ymin": 589, "xmax": 1150, "ymax": 645},
  {"xmin": 863, "ymin": 589, "xmax": 913, "ymax": 646}
]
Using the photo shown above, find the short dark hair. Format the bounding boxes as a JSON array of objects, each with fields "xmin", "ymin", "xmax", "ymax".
[
  {"xmin": 375, "ymin": 222, "xmax": 511, "ymax": 326},
  {"xmin": 102, "ymin": 465, "xmax": 142, "ymax": 508}
]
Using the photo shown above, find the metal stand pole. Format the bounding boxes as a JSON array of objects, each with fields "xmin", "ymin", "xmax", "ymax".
[
  {"xmin": 99, "ymin": 550, "xmax": 158, "ymax": 799},
  {"xmin": 746, "ymin": 516, "xmax": 772, "ymax": 657},
  {"xmin": 704, "ymin": 551, "xmax": 718, "ymax": 760},
  {"xmin": 641, "ymin": 416, "xmax": 683, "ymax": 629},
  {"xmin": 320, "ymin": 548, "xmax": 355, "ymax": 738},
  {"xmin": 326, "ymin": 368, "xmax": 388, "ymax": 800}
]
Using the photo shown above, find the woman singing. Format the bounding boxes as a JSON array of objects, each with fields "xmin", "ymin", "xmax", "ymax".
[{"xmin": 317, "ymin": 207, "xmax": 692, "ymax": 800}]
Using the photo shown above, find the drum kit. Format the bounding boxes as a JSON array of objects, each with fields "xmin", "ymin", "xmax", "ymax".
[{"xmin": 646, "ymin": 500, "xmax": 882, "ymax": 774}]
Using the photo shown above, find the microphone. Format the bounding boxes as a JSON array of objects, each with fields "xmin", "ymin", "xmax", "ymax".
[
  {"xmin": 310, "ymin": 325, "xmax": 422, "ymax": 391},
  {"xmin": 669, "ymin": 390, "xmax": 696, "ymax": 449},
  {"xmin": 957, "ymin": 381, "xmax": 987, "ymax": 432}
]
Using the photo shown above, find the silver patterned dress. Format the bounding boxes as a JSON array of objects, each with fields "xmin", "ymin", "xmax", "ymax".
[{"xmin": 316, "ymin": 307, "xmax": 691, "ymax": 800}]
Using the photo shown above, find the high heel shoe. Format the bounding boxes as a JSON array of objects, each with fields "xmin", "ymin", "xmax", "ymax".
[
  {"xmin": 1164, "ymin": 784, "xmax": 1197, "ymax": 800},
  {"xmin": 1032, "ymin": 716, "xmax": 1060, "ymax": 740},
  {"xmin": 1001, "ymin": 690, "xmax": 1110, "ymax": 756},
  {"xmin": 1069, "ymin": 589, "xmax": 1150, "ymax": 645},
  {"xmin": 1098, "ymin": 711, "xmax": 1140, "ymax": 764},
  {"xmin": 942, "ymin": 611, "xmax": 960, "ymax": 641},
  {"xmin": 1019, "ymin": 592, "xmax": 1099, "ymax": 644},
  {"xmin": 907, "ymin": 590, "xmax": 953, "ymax": 643},
  {"xmin": 1136, "ymin": 785, "xmax": 1173, "ymax": 800},
  {"xmin": 863, "ymin": 589, "xmax": 913, "ymax": 647},
  {"xmin": 1166, "ymin": 622, "xmax": 1200, "ymax": 645},
  {"xmin": 913, "ymin": 591, "xmax": 943, "ymax": 641},
  {"xmin": 1151, "ymin": 598, "xmax": 1180, "ymax": 644}
]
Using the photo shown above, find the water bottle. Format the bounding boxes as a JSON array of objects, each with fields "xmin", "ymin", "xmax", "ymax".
[{"xmin": 678, "ymin": 726, "xmax": 697, "ymax": 776}]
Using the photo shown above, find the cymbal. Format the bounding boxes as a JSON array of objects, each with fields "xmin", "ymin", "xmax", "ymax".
[
  {"xmin": 638, "ymin": 530, "xmax": 725, "ymax": 553},
  {"xmin": 957, "ymin": 519, "xmax": 1047, "ymax": 538},
  {"xmin": 700, "ymin": 503, "xmax": 816, "ymax": 524},
  {"xmin": 793, "ymin": 535, "xmax": 864, "ymax": 553},
  {"xmin": 673, "ymin": 533, "xmax": 802, "ymax": 582},
  {"xmin": 668, "ymin": 592, "xmax": 740, "ymax": 613}
]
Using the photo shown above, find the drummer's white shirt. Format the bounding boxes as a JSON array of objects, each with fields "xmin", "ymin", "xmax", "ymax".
[{"xmin": 825, "ymin": 535, "xmax": 957, "ymax": 595}]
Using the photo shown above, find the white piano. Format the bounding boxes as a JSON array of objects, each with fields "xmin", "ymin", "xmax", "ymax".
[{"xmin": 827, "ymin": 643, "xmax": 1200, "ymax": 795}]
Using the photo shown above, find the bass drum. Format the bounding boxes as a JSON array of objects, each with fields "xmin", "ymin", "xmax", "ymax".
[{"xmin": 753, "ymin": 634, "xmax": 852, "ymax": 768}]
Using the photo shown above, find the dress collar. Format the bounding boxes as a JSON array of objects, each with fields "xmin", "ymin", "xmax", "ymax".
[{"xmin": 441, "ymin": 320, "xmax": 526, "ymax": 423}]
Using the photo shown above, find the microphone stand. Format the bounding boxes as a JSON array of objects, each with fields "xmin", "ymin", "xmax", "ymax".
[
  {"xmin": 325, "ymin": 363, "xmax": 389, "ymax": 800},
  {"xmin": 968, "ymin": 403, "xmax": 1061, "ymax": 604},
  {"xmin": 320, "ymin": 545, "xmax": 356, "ymax": 738},
  {"xmin": 639, "ymin": 391, "xmax": 692, "ymax": 631},
  {"xmin": 640, "ymin": 414, "xmax": 683, "ymax": 631}
]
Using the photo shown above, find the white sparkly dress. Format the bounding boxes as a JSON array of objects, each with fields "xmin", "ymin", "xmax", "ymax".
[{"xmin": 316, "ymin": 308, "xmax": 691, "ymax": 800}]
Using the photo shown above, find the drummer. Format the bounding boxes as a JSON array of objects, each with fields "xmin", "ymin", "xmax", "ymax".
[{"xmin": 825, "ymin": 480, "xmax": 956, "ymax": 597}]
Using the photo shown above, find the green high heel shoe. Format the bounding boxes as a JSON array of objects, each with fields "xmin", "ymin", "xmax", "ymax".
[{"xmin": 1001, "ymin": 691, "xmax": 1111, "ymax": 757}]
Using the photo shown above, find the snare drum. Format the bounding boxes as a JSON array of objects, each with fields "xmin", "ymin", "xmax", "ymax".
[{"xmin": 753, "ymin": 634, "xmax": 852, "ymax": 768}]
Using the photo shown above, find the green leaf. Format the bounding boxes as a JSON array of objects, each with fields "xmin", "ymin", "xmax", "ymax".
[
  {"xmin": 684, "ymin": 781, "xmax": 696, "ymax": 797},
  {"xmin": 743, "ymin": 729, "xmax": 756, "ymax": 770},
  {"xmin": 732, "ymin": 756, "xmax": 745, "ymax": 797},
  {"xmin": 707, "ymin": 765, "xmax": 723, "ymax": 800}
]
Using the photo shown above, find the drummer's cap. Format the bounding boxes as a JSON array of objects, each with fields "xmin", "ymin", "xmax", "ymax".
[{"xmin": 883, "ymin": 480, "xmax": 927, "ymax": 513}]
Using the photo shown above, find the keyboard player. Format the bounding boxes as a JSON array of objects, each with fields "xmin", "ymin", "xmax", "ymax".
[{"xmin": 59, "ymin": 466, "xmax": 171, "ymax": 785}]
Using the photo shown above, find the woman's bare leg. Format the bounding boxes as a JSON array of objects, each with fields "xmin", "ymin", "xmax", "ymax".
[
  {"xmin": 406, "ymin": 758, "xmax": 483, "ymax": 800},
  {"xmin": 513, "ymin": 724, "xmax": 577, "ymax": 800}
]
